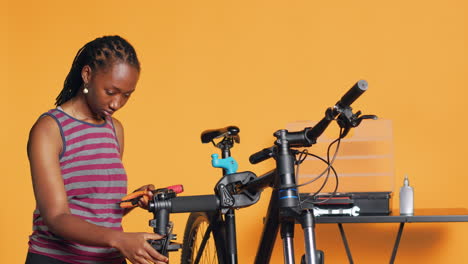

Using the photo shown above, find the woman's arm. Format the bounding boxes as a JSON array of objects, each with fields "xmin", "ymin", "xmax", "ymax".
[{"xmin": 27, "ymin": 116, "xmax": 167, "ymax": 264}]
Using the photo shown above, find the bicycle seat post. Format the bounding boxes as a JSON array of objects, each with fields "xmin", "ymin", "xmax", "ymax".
[
  {"xmin": 216, "ymin": 137, "xmax": 234, "ymax": 159},
  {"xmin": 214, "ymin": 137, "xmax": 236, "ymax": 178},
  {"xmin": 217, "ymin": 137, "xmax": 239, "ymax": 264}
]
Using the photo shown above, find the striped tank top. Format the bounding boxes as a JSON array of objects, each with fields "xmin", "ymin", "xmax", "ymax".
[{"xmin": 28, "ymin": 108, "xmax": 128, "ymax": 264}]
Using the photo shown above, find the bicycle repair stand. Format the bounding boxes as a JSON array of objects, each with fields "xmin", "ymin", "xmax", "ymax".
[
  {"xmin": 210, "ymin": 130, "xmax": 241, "ymax": 264},
  {"xmin": 147, "ymin": 187, "xmax": 182, "ymax": 257}
]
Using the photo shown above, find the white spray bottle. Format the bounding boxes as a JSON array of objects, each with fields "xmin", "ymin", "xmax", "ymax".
[{"xmin": 399, "ymin": 175, "xmax": 414, "ymax": 215}]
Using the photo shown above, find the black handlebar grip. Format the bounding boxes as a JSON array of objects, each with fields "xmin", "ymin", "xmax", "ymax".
[
  {"xmin": 338, "ymin": 80, "xmax": 368, "ymax": 108},
  {"xmin": 170, "ymin": 195, "xmax": 220, "ymax": 213},
  {"xmin": 249, "ymin": 146, "xmax": 275, "ymax": 164}
]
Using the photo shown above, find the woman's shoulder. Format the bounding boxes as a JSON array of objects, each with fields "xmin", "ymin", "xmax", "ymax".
[
  {"xmin": 27, "ymin": 111, "xmax": 63, "ymax": 157},
  {"xmin": 28, "ymin": 110, "xmax": 62, "ymax": 142},
  {"xmin": 31, "ymin": 109, "xmax": 61, "ymax": 130}
]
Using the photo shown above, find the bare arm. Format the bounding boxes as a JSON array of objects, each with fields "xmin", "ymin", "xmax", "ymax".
[{"xmin": 27, "ymin": 116, "xmax": 167, "ymax": 264}]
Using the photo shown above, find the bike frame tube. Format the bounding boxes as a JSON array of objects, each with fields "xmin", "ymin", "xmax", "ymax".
[
  {"xmin": 222, "ymin": 144, "xmax": 239, "ymax": 264},
  {"xmin": 254, "ymin": 189, "xmax": 280, "ymax": 264},
  {"xmin": 225, "ymin": 209, "xmax": 238, "ymax": 263}
]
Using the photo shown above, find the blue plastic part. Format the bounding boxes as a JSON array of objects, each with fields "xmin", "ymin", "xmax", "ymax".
[
  {"xmin": 211, "ymin": 153, "xmax": 238, "ymax": 174},
  {"xmin": 279, "ymin": 188, "xmax": 299, "ymax": 199},
  {"xmin": 279, "ymin": 196, "xmax": 299, "ymax": 200}
]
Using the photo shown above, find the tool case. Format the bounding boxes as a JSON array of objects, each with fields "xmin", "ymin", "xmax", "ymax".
[{"xmin": 301, "ymin": 192, "xmax": 392, "ymax": 215}]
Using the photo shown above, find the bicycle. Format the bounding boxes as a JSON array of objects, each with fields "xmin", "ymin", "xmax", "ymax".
[{"xmin": 125, "ymin": 80, "xmax": 376, "ymax": 264}]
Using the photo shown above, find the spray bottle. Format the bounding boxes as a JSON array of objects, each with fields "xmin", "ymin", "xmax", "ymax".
[{"xmin": 399, "ymin": 175, "xmax": 414, "ymax": 215}]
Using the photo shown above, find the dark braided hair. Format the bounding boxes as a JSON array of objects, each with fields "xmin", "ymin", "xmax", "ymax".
[{"xmin": 55, "ymin": 35, "xmax": 140, "ymax": 106}]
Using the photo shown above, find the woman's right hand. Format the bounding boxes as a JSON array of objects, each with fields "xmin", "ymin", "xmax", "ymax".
[{"xmin": 112, "ymin": 232, "xmax": 168, "ymax": 264}]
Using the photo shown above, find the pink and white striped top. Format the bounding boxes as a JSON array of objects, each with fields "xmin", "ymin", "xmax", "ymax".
[{"xmin": 28, "ymin": 108, "xmax": 128, "ymax": 264}]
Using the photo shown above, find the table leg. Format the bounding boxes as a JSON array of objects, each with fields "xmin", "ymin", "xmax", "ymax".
[
  {"xmin": 389, "ymin": 222, "xmax": 405, "ymax": 264},
  {"xmin": 337, "ymin": 223, "xmax": 354, "ymax": 264}
]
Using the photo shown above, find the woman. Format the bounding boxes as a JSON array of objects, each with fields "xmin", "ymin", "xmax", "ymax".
[{"xmin": 26, "ymin": 35, "xmax": 168, "ymax": 264}]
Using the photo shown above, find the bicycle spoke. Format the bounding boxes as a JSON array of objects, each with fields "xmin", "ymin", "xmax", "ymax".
[{"xmin": 190, "ymin": 220, "xmax": 219, "ymax": 264}]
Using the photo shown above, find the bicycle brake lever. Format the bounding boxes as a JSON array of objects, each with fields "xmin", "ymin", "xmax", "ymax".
[
  {"xmin": 352, "ymin": 114, "xmax": 379, "ymax": 128},
  {"xmin": 337, "ymin": 108, "xmax": 378, "ymax": 128},
  {"xmin": 359, "ymin": 114, "xmax": 378, "ymax": 120},
  {"xmin": 336, "ymin": 109, "xmax": 378, "ymax": 138}
]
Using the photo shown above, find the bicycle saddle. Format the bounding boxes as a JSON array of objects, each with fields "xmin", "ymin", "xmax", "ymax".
[{"xmin": 201, "ymin": 126, "xmax": 240, "ymax": 143}]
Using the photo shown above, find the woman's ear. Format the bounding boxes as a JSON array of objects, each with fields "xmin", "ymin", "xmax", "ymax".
[{"xmin": 81, "ymin": 65, "xmax": 92, "ymax": 84}]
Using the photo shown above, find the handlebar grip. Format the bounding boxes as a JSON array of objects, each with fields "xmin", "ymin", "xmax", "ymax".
[
  {"xmin": 338, "ymin": 80, "xmax": 368, "ymax": 108},
  {"xmin": 166, "ymin": 185, "xmax": 184, "ymax": 194},
  {"xmin": 170, "ymin": 195, "xmax": 220, "ymax": 213},
  {"xmin": 249, "ymin": 146, "xmax": 275, "ymax": 164}
]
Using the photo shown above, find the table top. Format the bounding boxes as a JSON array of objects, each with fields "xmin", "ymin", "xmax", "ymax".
[{"xmin": 315, "ymin": 208, "xmax": 468, "ymax": 223}]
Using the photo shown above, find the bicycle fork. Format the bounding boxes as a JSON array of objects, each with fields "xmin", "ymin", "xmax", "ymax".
[
  {"xmin": 281, "ymin": 221, "xmax": 295, "ymax": 264},
  {"xmin": 280, "ymin": 210, "xmax": 318, "ymax": 264},
  {"xmin": 301, "ymin": 210, "xmax": 318, "ymax": 264}
]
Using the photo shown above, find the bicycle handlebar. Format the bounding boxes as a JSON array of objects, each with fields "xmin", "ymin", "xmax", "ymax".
[
  {"xmin": 249, "ymin": 80, "xmax": 369, "ymax": 164},
  {"xmin": 337, "ymin": 79, "xmax": 368, "ymax": 109},
  {"xmin": 305, "ymin": 79, "xmax": 368, "ymax": 140},
  {"xmin": 249, "ymin": 146, "xmax": 276, "ymax": 164},
  {"xmin": 150, "ymin": 195, "xmax": 220, "ymax": 213},
  {"xmin": 171, "ymin": 195, "xmax": 220, "ymax": 212}
]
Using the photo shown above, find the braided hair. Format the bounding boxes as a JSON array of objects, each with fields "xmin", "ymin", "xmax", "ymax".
[{"xmin": 55, "ymin": 35, "xmax": 140, "ymax": 106}]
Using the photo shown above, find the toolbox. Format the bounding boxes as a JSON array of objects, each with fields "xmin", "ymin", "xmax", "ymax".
[
  {"xmin": 301, "ymin": 192, "xmax": 392, "ymax": 215},
  {"xmin": 350, "ymin": 192, "xmax": 392, "ymax": 215}
]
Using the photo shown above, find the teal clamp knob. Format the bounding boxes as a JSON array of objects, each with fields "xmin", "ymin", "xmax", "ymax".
[{"xmin": 211, "ymin": 154, "xmax": 238, "ymax": 174}]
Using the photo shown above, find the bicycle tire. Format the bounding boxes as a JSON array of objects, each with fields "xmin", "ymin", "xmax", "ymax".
[{"xmin": 181, "ymin": 212, "xmax": 227, "ymax": 264}]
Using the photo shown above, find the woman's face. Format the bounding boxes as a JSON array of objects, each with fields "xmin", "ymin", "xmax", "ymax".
[{"xmin": 85, "ymin": 62, "xmax": 140, "ymax": 118}]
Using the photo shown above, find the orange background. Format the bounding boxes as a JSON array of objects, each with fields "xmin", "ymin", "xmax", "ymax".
[{"xmin": 3, "ymin": 0, "xmax": 468, "ymax": 263}]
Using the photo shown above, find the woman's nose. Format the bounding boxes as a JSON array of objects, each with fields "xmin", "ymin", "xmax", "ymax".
[{"xmin": 110, "ymin": 96, "xmax": 122, "ymax": 111}]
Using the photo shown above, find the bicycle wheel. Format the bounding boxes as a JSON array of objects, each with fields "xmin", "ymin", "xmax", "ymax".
[{"xmin": 181, "ymin": 212, "xmax": 227, "ymax": 264}]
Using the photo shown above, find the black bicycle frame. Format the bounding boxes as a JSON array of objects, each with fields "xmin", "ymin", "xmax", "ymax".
[{"xmin": 148, "ymin": 80, "xmax": 372, "ymax": 264}]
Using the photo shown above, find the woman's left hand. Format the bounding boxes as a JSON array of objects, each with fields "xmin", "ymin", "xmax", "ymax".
[{"xmin": 132, "ymin": 184, "xmax": 155, "ymax": 209}]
